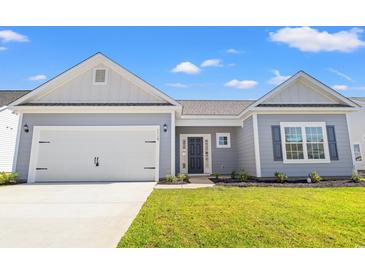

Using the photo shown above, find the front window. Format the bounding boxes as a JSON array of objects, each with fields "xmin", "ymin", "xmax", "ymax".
[
  {"xmin": 281, "ymin": 122, "xmax": 330, "ymax": 163},
  {"xmin": 353, "ymin": 144, "xmax": 363, "ymax": 162},
  {"xmin": 216, "ymin": 133, "xmax": 231, "ymax": 148}
]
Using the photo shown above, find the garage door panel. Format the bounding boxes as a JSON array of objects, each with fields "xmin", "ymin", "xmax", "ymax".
[{"xmin": 31, "ymin": 127, "xmax": 158, "ymax": 182}]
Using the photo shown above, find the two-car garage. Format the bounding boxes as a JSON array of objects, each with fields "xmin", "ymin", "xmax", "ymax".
[{"xmin": 27, "ymin": 126, "xmax": 159, "ymax": 183}]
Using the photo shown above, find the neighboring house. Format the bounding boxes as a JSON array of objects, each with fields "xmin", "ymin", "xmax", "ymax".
[
  {"xmin": 0, "ymin": 91, "xmax": 30, "ymax": 172},
  {"xmin": 348, "ymin": 97, "xmax": 365, "ymax": 172},
  {"xmin": 7, "ymin": 53, "xmax": 362, "ymax": 183}
]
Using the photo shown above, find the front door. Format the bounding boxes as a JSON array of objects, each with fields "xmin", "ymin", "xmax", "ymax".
[{"xmin": 188, "ymin": 137, "xmax": 204, "ymax": 174}]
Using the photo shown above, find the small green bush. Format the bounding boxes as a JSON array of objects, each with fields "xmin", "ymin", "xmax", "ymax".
[
  {"xmin": 308, "ymin": 171, "xmax": 321, "ymax": 183},
  {"xmin": 0, "ymin": 172, "xmax": 18, "ymax": 184},
  {"xmin": 351, "ymin": 170, "xmax": 363, "ymax": 183},
  {"xmin": 238, "ymin": 169, "xmax": 249, "ymax": 182},
  {"xmin": 212, "ymin": 173, "xmax": 220, "ymax": 179},
  {"xmin": 274, "ymin": 171, "xmax": 288, "ymax": 183},
  {"xmin": 177, "ymin": 173, "xmax": 189, "ymax": 182},
  {"xmin": 165, "ymin": 175, "xmax": 178, "ymax": 183},
  {"xmin": 230, "ymin": 170, "xmax": 237, "ymax": 179}
]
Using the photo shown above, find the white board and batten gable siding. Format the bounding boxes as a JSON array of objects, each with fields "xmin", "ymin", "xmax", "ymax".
[
  {"xmin": 29, "ymin": 65, "xmax": 167, "ymax": 104},
  {"xmin": 264, "ymin": 78, "xmax": 344, "ymax": 105}
]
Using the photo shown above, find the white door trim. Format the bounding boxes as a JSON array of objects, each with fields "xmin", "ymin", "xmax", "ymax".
[
  {"xmin": 179, "ymin": 134, "xmax": 212, "ymax": 175},
  {"xmin": 27, "ymin": 125, "xmax": 160, "ymax": 183},
  {"xmin": 252, "ymin": 113, "xmax": 262, "ymax": 177}
]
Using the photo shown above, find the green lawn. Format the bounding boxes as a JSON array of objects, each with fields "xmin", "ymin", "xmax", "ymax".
[{"xmin": 118, "ymin": 187, "xmax": 365, "ymax": 248}]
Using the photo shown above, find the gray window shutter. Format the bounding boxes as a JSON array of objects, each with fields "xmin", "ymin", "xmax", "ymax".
[
  {"xmin": 326, "ymin": 125, "xmax": 339, "ymax": 160},
  {"xmin": 271, "ymin": 125, "xmax": 283, "ymax": 161}
]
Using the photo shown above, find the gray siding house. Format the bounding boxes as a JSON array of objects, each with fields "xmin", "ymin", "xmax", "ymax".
[{"xmin": 5, "ymin": 53, "xmax": 361, "ymax": 183}]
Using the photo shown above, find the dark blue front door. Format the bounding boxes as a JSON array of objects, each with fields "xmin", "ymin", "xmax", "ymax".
[{"xmin": 188, "ymin": 137, "xmax": 204, "ymax": 174}]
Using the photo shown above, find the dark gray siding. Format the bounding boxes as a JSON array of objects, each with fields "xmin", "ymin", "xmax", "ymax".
[
  {"xmin": 237, "ymin": 116, "xmax": 256, "ymax": 176},
  {"xmin": 176, "ymin": 127, "xmax": 239, "ymax": 175},
  {"xmin": 16, "ymin": 113, "xmax": 171, "ymax": 180},
  {"xmin": 257, "ymin": 114, "xmax": 353, "ymax": 177}
]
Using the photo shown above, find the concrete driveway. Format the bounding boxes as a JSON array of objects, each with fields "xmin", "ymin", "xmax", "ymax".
[{"xmin": 0, "ymin": 182, "xmax": 155, "ymax": 248}]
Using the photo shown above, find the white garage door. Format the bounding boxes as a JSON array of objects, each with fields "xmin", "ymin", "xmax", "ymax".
[{"xmin": 28, "ymin": 126, "xmax": 159, "ymax": 183}]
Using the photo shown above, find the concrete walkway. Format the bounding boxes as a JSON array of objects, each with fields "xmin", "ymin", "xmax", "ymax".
[
  {"xmin": 155, "ymin": 176, "xmax": 214, "ymax": 189},
  {"xmin": 0, "ymin": 182, "xmax": 155, "ymax": 248}
]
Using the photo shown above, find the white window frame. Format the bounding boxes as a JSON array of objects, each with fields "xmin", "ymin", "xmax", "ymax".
[
  {"xmin": 93, "ymin": 68, "xmax": 108, "ymax": 85},
  {"xmin": 280, "ymin": 122, "xmax": 330, "ymax": 164},
  {"xmin": 216, "ymin": 132, "xmax": 231, "ymax": 148},
  {"xmin": 353, "ymin": 143, "xmax": 363, "ymax": 162}
]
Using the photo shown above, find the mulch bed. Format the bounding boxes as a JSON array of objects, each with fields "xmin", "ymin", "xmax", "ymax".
[
  {"xmin": 157, "ymin": 180, "xmax": 190, "ymax": 185},
  {"xmin": 0, "ymin": 182, "xmax": 26, "ymax": 186},
  {"xmin": 210, "ymin": 178, "xmax": 365, "ymax": 188}
]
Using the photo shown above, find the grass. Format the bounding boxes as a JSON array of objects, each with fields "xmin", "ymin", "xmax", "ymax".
[{"xmin": 118, "ymin": 187, "xmax": 365, "ymax": 248}]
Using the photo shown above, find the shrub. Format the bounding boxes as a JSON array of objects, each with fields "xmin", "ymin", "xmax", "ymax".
[
  {"xmin": 177, "ymin": 173, "xmax": 189, "ymax": 182},
  {"xmin": 230, "ymin": 170, "xmax": 237, "ymax": 179},
  {"xmin": 308, "ymin": 171, "xmax": 321, "ymax": 183},
  {"xmin": 351, "ymin": 170, "xmax": 363, "ymax": 183},
  {"xmin": 212, "ymin": 173, "xmax": 220, "ymax": 179},
  {"xmin": 274, "ymin": 171, "xmax": 288, "ymax": 183},
  {"xmin": 0, "ymin": 172, "xmax": 18, "ymax": 184},
  {"xmin": 238, "ymin": 169, "xmax": 249, "ymax": 182},
  {"xmin": 165, "ymin": 175, "xmax": 177, "ymax": 183}
]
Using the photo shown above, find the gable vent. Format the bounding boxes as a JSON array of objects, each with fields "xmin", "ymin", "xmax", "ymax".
[{"xmin": 93, "ymin": 68, "xmax": 107, "ymax": 84}]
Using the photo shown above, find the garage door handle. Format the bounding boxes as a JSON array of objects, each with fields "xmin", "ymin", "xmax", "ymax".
[
  {"xmin": 144, "ymin": 167, "xmax": 155, "ymax": 169},
  {"xmin": 94, "ymin": 157, "xmax": 100, "ymax": 167}
]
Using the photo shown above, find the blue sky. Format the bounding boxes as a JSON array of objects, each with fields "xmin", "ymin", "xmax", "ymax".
[{"xmin": 1, "ymin": 26, "xmax": 365, "ymax": 100}]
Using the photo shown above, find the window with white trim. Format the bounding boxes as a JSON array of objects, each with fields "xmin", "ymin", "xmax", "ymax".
[
  {"xmin": 353, "ymin": 144, "xmax": 363, "ymax": 162},
  {"xmin": 280, "ymin": 122, "xmax": 330, "ymax": 163},
  {"xmin": 93, "ymin": 68, "xmax": 108, "ymax": 85},
  {"xmin": 216, "ymin": 133, "xmax": 231, "ymax": 148}
]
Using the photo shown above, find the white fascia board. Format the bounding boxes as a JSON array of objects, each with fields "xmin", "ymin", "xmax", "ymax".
[
  {"xmin": 180, "ymin": 115, "xmax": 238, "ymax": 119},
  {"xmin": 252, "ymin": 107, "xmax": 358, "ymax": 114},
  {"xmin": 176, "ymin": 118, "xmax": 242, "ymax": 126},
  {"xmin": 10, "ymin": 105, "xmax": 180, "ymax": 114}
]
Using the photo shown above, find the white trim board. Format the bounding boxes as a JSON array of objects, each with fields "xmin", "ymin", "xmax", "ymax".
[
  {"xmin": 27, "ymin": 125, "xmax": 160, "ymax": 183},
  {"xmin": 252, "ymin": 114, "xmax": 261, "ymax": 177}
]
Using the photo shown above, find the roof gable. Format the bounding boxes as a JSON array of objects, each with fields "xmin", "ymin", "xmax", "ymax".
[
  {"xmin": 11, "ymin": 53, "xmax": 179, "ymax": 107},
  {"xmin": 249, "ymin": 71, "xmax": 359, "ymax": 109}
]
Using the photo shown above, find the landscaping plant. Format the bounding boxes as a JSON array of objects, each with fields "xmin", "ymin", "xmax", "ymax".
[
  {"xmin": 212, "ymin": 173, "xmax": 220, "ymax": 180},
  {"xmin": 165, "ymin": 175, "xmax": 178, "ymax": 183},
  {"xmin": 177, "ymin": 173, "xmax": 189, "ymax": 182},
  {"xmin": 308, "ymin": 171, "xmax": 321, "ymax": 183},
  {"xmin": 351, "ymin": 170, "xmax": 363, "ymax": 183},
  {"xmin": 0, "ymin": 172, "xmax": 18, "ymax": 185},
  {"xmin": 230, "ymin": 170, "xmax": 237, "ymax": 179},
  {"xmin": 274, "ymin": 171, "xmax": 288, "ymax": 183},
  {"xmin": 238, "ymin": 169, "xmax": 248, "ymax": 182}
]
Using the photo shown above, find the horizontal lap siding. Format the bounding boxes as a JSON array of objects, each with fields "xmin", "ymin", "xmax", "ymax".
[
  {"xmin": 237, "ymin": 116, "xmax": 256, "ymax": 176},
  {"xmin": 258, "ymin": 114, "xmax": 353, "ymax": 177},
  {"xmin": 176, "ymin": 127, "xmax": 239, "ymax": 175},
  {"xmin": 16, "ymin": 113, "xmax": 171, "ymax": 181}
]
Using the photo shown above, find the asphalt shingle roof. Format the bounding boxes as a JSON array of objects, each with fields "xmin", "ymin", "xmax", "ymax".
[
  {"xmin": 177, "ymin": 100, "xmax": 255, "ymax": 116},
  {"xmin": 0, "ymin": 90, "xmax": 30, "ymax": 108}
]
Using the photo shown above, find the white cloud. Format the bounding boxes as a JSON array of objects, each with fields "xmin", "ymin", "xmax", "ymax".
[
  {"xmin": 268, "ymin": 70, "xmax": 291, "ymax": 85},
  {"xmin": 0, "ymin": 46, "xmax": 7, "ymax": 51},
  {"xmin": 332, "ymin": 84, "xmax": 348, "ymax": 91},
  {"xmin": 269, "ymin": 27, "xmax": 365, "ymax": 52},
  {"xmin": 328, "ymin": 68, "xmax": 352, "ymax": 81},
  {"xmin": 225, "ymin": 79, "xmax": 258, "ymax": 89},
  {"xmin": 228, "ymin": 63, "xmax": 236, "ymax": 67},
  {"xmin": 28, "ymin": 74, "xmax": 47, "ymax": 81},
  {"xmin": 200, "ymin": 59, "xmax": 222, "ymax": 67},
  {"xmin": 166, "ymin": 82, "xmax": 189, "ymax": 88},
  {"xmin": 226, "ymin": 48, "xmax": 240, "ymax": 54},
  {"xmin": 171, "ymin": 61, "xmax": 201, "ymax": 74},
  {"xmin": 0, "ymin": 30, "xmax": 29, "ymax": 43}
]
